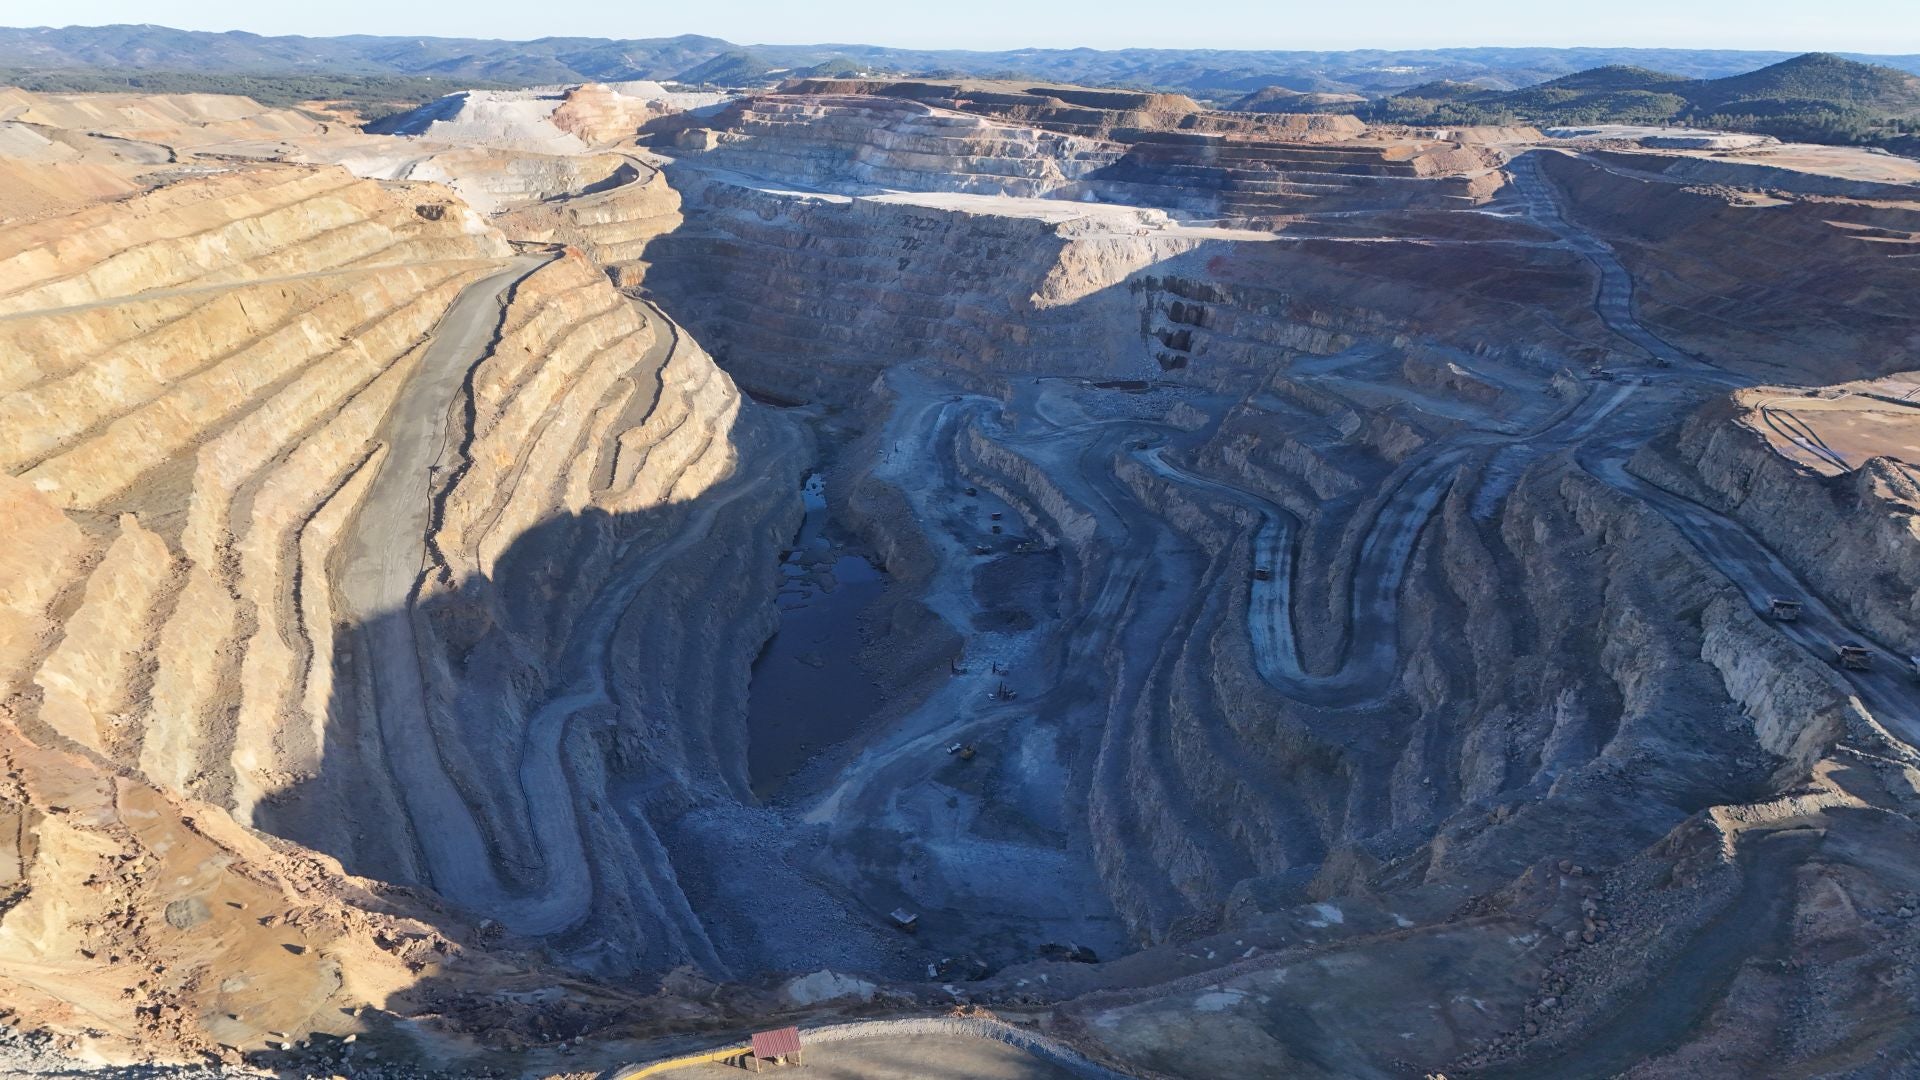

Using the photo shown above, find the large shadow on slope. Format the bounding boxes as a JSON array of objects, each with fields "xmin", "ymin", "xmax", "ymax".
[{"xmin": 252, "ymin": 402, "xmax": 794, "ymax": 994}]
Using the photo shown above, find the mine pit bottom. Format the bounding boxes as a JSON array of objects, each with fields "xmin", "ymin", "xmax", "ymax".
[{"xmin": 747, "ymin": 474, "xmax": 888, "ymax": 797}]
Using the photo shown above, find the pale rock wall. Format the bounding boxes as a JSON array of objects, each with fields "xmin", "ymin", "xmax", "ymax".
[
  {"xmin": 645, "ymin": 176, "xmax": 1183, "ymax": 398},
  {"xmin": 272, "ymin": 249, "xmax": 800, "ymax": 968},
  {"xmin": 1636, "ymin": 396, "xmax": 1920, "ymax": 655},
  {"xmin": 355, "ymin": 148, "xmax": 633, "ymax": 214},
  {"xmin": 0, "ymin": 166, "xmax": 505, "ymax": 803},
  {"xmin": 688, "ymin": 97, "xmax": 1122, "ymax": 197},
  {"xmin": 678, "ymin": 96, "xmax": 1492, "ymax": 220},
  {"xmin": 494, "ymin": 159, "xmax": 684, "ymax": 271},
  {"xmin": 30, "ymin": 515, "xmax": 173, "ymax": 757},
  {"xmin": 0, "ymin": 476, "xmax": 91, "ymax": 705},
  {"xmin": 549, "ymin": 83, "xmax": 670, "ymax": 145},
  {"xmin": 0, "ymin": 151, "xmax": 802, "ymax": 1016},
  {"xmin": 647, "ymin": 162, "xmax": 1608, "ymax": 404}
]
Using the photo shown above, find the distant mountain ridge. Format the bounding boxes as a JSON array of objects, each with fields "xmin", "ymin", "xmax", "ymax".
[
  {"xmin": 1280, "ymin": 53, "xmax": 1920, "ymax": 153},
  {"xmin": 4, "ymin": 24, "xmax": 1920, "ymax": 100}
]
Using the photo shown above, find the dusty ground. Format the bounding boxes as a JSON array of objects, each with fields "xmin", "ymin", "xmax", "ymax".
[{"xmin": 1738, "ymin": 385, "xmax": 1920, "ymax": 476}]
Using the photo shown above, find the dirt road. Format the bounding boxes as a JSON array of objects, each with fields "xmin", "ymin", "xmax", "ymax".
[
  {"xmin": 1507, "ymin": 152, "xmax": 1920, "ymax": 749},
  {"xmin": 337, "ymin": 251, "xmax": 551, "ymax": 919},
  {"xmin": 337, "ymin": 253, "xmax": 791, "ymax": 942}
]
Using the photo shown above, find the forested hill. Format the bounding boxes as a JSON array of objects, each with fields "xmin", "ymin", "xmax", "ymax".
[
  {"xmin": 1276, "ymin": 53, "xmax": 1920, "ymax": 148},
  {"xmin": 3, "ymin": 23, "xmax": 1919, "ymax": 100}
]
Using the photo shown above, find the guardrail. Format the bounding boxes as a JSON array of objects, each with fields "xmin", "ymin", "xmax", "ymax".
[
  {"xmin": 601, "ymin": 1017, "xmax": 1133, "ymax": 1080},
  {"xmin": 604, "ymin": 1043, "xmax": 750, "ymax": 1079}
]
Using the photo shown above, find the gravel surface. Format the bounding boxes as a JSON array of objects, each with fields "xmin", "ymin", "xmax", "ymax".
[{"xmin": 0, "ymin": 1028, "xmax": 256, "ymax": 1079}]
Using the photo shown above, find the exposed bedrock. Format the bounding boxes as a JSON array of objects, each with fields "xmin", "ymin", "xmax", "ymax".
[
  {"xmin": 9, "ymin": 78, "xmax": 1920, "ymax": 1076},
  {"xmin": 773, "ymin": 349, "xmax": 1890, "ymax": 1078},
  {"xmin": 1075, "ymin": 428, "xmax": 1833, "ymax": 942},
  {"xmin": 0, "ymin": 168, "xmax": 572, "ymax": 1052},
  {"xmin": 1634, "ymin": 393, "xmax": 1920, "ymax": 655},
  {"xmin": 677, "ymin": 96, "xmax": 1124, "ymax": 197},
  {"xmin": 671, "ymin": 94, "xmax": 1499, "ymax": 222},
  {"xmin": 371, "ymin": 82, "xmax": 728, "ymax": 154},
  {"xmin": 641, "ymin": 168, "xmax": 1611, "ymax": 403},
  {"xmin": 332, "ymin": 147, "xmax": 636, "ymax": 215},
  {"xmin": 770, "ymin": 79, "xmax": 1341, "ymax": 141},
  {"xmin": 493, "ymin": 157, "xmax": 684, "ymax": 276},
  {"xmin": 265, "ymin": 250, "xmax": 802, "ymax": 971},
  {"xmin": 641, "ymin": 176, "xmax": 1198, "ymax": 398}
]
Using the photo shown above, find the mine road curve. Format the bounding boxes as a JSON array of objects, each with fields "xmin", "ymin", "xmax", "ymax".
[
  {"xmin": 1506, "ymin": 150, "xmax": 1743, "ymax": 389},
  {"xmin": 514, "ymin": 409, "xmax": 794, "ymax": 950},
  {"xmin": 338, "ymin": 253, "xmax": 787, "ymax": 937},
  {"xmin": 1755, "ymin": 398, "xmax": 1856, "ymax": 473},
  {"xmin": 1506, "ymin": 149, "xmax": 1920, "ymax": 748},
  {"xmin": 1139, "ymin": 444, "xmax": 1451, "ymax": 708},
  {"xmin": 1584, "ymin": 435, "xmax": 1920, "ymax": 747},
  {"xmin": 338, "ymin": 251, "xmax": 552, "ymax": 919},
  {"xmin": 1129, "ymin": 381, "xmax": 1635, "ymax": 709},
  {"xmin": 797, "ymin": 380, "xmax": 1072, "ymax": 806},
  {"xmin": 802, "ymin": 374, "xmax": 1187, "ymax": 944},
  {"xmin": 884, "ymin": 371, "xmax": 1634, "ymax": 719}
]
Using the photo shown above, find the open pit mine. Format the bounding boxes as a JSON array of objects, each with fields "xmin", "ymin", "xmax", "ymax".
[{"xmin": 1, "ymin": 73, "xmax": 1919, "ymax": 1079}]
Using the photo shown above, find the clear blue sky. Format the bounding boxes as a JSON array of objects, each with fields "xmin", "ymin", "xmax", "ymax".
[{"xmin": 10, "ymin": 0, "xmax": 1919, "ymax": 54}]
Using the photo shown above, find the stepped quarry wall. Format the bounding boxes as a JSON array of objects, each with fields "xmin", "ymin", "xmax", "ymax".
[
  {"xmin": 774, "ymin": 78, "xmax": 1367, "ymax": 142},
  {"xmin": 642, "ymin": 176, "xmax": 1204, "ymax": 398},
  {"xmin": 1070, "ymin": 433, "xmax": 1826, "ymax": 943},
  {"xmin": 0, "ymin": 164, "xmax": 522, "ymax": 1056},
  {"xmin": 321, "ymin": 147, "xmax": 636, "ymax": 213},
  {"xmin": 494, "ymin": 158, "xmax": 684, "ymax": 274},
  {"xmin": 673, "ymin": 95, "xmax": 1497, "ymax": 222},
  {"xmin": 643, "ymin": 164, "xmax": 1607, "ymax": 403},
  {"xmin": 682, "ymin": 96, "xmax": 1122, "ymax": 196},
  {"xmin": 636, "ymin": 95, "xmax": 1581, "ymax": 410},
  {"xmin": 0, "ymin": 154, "xmax": 802, "ymax": 1055},
  {"xmin": 370, "ymin": 82, "xmax": 730, "ymax": 154},
  {"xmin": 260, "ymin": 249, "xmax": 799, "ymax": 971},
  {"xmin": 0, "ymin": 162, "xmax": 507, "ymax": 771},
  {"xmin": 6, "ymin": 80, "xmax": 1919, "ymax": 1078}
]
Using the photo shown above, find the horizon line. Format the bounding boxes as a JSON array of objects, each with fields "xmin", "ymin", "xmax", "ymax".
[{"xmin": 3, "ymin": 23, "xmax": 1918, "ymax": 59}]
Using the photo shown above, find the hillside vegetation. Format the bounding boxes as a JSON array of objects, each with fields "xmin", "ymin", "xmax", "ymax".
[
  {"xmin": 4, "ymin": 24, "xmax": 1920, "ymax": 99},
  {"xmin": 1333, "ymin": 54, "xmax": 1920, "ymax": 148},
  {"xmin": 0, "ymin": 66, "xmax": 515, "ymax": 115}
]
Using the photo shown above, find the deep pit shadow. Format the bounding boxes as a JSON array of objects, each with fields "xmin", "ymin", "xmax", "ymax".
[
  {"xmin": 618, "ymin": 144, "xmax": 1823, "ymax": 968},
  {"xmin": 230, "ymin": 404, "xmax": 824, "ymax": 1070},
  {"xmin": 745, "ymin": 473, "xmax": 889, "ymax": 798}
]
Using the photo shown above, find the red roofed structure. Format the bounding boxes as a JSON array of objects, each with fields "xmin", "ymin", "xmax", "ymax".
[{"xmin": 747, "ymin": 1026, "xmax": 803, "ymax": 1070}]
